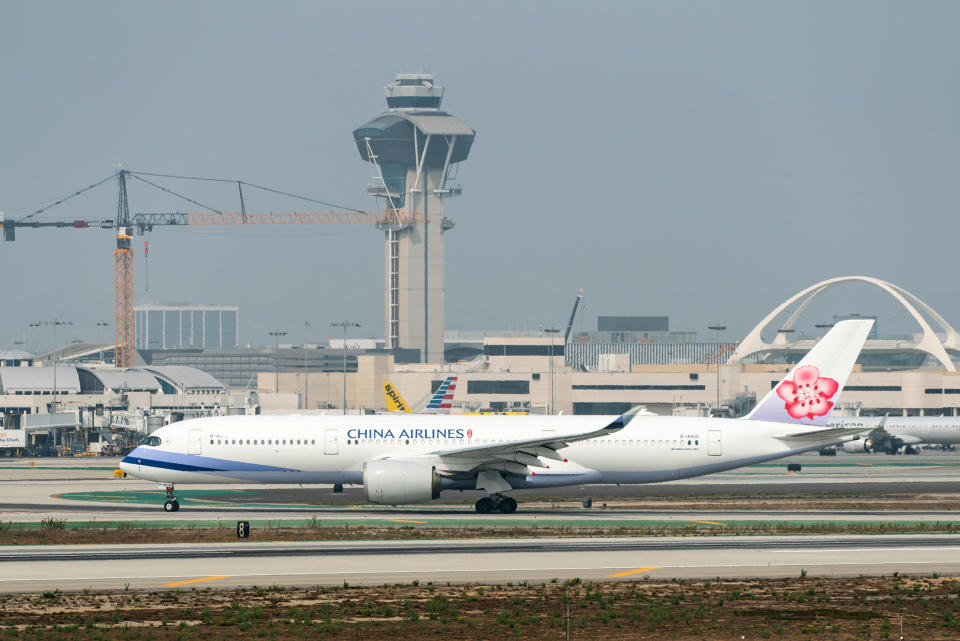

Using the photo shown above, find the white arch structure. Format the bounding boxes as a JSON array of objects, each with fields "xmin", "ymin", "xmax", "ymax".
[{"xmin": 728, "ymin": 276, "xmax": 960, "ymax": 372}]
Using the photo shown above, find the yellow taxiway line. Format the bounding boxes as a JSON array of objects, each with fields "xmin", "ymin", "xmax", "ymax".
[
  {"xmin": 163, "ymin": 575, "xmax": 232, "ymax": 587},
  {"xmin": 686, "ymin": 519, "xmax": 727, "ymax": 526},
  {"xmin": 608, "ymin": 567, "xmax": 660, "ymax": 578},
  {"xmin": 387, "ymin": 519, "xmax": 428, "ymax": 524}
]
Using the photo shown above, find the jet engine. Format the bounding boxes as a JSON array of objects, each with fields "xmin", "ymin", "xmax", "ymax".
[
  {"xmin": 841, "ymin": 439, "xmax": 872, "ymax": 454},
  {"xmin": 363, "ymin": 459, "xmax": 441, "ymax": 505}
]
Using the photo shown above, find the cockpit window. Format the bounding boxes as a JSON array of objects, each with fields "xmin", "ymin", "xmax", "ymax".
[{"xmin": 139, "ymin": 435, "xmax": 162, "ymax": 447}]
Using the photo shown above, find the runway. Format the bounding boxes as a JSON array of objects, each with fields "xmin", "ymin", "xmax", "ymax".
[
  {"xmin": 0, "ymin": 534, "xmax": 957, "ymax": 593},
  {"xmin": 3, "ymin": 453, "xmax": 960, "ymax": 525},
  {"xmin": 3, "ymin": 453, "xmax": 960, "ymax": 593}
]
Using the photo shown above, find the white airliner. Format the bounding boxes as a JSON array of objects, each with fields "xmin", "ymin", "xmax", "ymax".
[
  {"xmin": 833, "ymin": 415, "xmax": 960, "ymax": 454},
  {"xmin": 121, "ymin": 320, "xmax": 874, "ymax": 514}
]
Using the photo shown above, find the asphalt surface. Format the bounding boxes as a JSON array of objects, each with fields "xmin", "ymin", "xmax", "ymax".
[
  {"xmin": 1, "ymin": 534, "xmax": 957, "ymax": 592},
  {"xmin": 3, "ymin": 453, "xmax": 960, "ymax": 523},
  {"xmin": 2, "ymin": 453, "xmax": 960, "ymax": 592}
]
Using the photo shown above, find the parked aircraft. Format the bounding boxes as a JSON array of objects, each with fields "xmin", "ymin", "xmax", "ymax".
[
  {"xmin": 120, "ymin": 320, "xmax": 873, "ymax": 513},
  {"xmin": 835, "ymin": 415, "xmax": 960, "ymax": 454},
  {"xmin": 382, "ymin": 377, "xmax": 457, "ymax": 414}
]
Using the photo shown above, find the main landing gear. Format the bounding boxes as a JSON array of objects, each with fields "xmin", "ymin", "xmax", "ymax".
[
  {"xmin": 161, "ymin": 483, "xmax": 180, "ymax": 512},
  {"xmin": 475, "ymin": 494, "xmax": 518, "ymax": 514}
]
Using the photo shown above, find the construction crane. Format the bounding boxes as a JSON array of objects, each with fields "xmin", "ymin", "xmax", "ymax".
[
  {"xmin": 1, "ymin": 169, "xmax": 424, "ymax": 367},
  {"xmin": 563, "ymin": 289, "xmax": 584, "ymax": 345}
]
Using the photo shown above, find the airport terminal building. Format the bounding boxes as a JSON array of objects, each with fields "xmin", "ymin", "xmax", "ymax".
[
  {"xmin": 262, "ymin": 334, "xmax": 960, "ymax": 418},
  {"xmin": 261, "ymin": 278, "xmax": 960, "ymax": 418},
  {"xmin": 3, "ymin": 276, "xmax": 960, "ymax": 457},
  {"xmin": 0, "ymin": 360, "xmax": 247, "ymax": 455}
]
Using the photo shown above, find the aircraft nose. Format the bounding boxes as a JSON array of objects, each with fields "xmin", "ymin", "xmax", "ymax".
[{"xmin": 118, "ymin": 447, "xmax": 142, "ymax": 475}]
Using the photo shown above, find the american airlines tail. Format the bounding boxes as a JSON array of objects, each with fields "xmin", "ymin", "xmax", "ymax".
[
  {"xmin": 744, "ymin": 319, "xmax": 873, "ymax": 426},
  {"xmin": 382, "ymin": 376, "xmax": 457, "ymax": 414},
  {"xmin": 422, "ymin": 376, "xmax": 457, "ymax": 414}
]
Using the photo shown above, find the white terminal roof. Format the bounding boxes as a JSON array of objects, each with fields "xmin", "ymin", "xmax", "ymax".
[
  {"xmin": 84, "ymin": 368, "xmax": 160, "ymax": 392},
  {"xmin": 0, "ymin": 365, "xmax": 80, "ymax": 393},
  {"xmin": 0, "ymin": 349, "xmax": 34, "ymax": 361},
  {"xmin": 142, "ymin": 366, "xmax": 226, "ymax": 391},
  {"xmin": 0, "ymin": 365, "xmax": 225, "ymax": 394}
]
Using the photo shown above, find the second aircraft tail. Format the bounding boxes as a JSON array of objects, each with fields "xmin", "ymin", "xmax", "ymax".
[
  {"xmin": 423, "ymin": 376, "xmax": 458, "ymax": 414},
  {"xmin": 383, "ymin": 382, "xmax": 412, "ymax": 412}
]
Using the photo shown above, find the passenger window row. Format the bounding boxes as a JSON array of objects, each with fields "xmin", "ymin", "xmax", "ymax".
[
  {"xmin": 210, "ymin": 438, "xmax": 317, "ymax": 446},
  {"xmin": 203, "ymin": 436, "xmax": 700, "ymax": 448},
  {"xmin": 590, "ymin": 439, "xmax": 700, "ymax": 447},
  {"xmin": 343, "ymin": 438, "xmax": 524, "ymax": 446}
]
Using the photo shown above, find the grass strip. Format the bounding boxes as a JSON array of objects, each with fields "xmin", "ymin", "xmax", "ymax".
[{"xmin": 5, "ymin": 517, "xmax": 960, "ymax": 545}]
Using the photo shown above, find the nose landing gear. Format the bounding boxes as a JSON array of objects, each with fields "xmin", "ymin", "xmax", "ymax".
[
  {"xmin": 160, "ymin": 483, "xmax": 180, "ymax": 512},
  {"xmin": 475, "ymin": 494, "xmax": 518, "ymax": 514}
]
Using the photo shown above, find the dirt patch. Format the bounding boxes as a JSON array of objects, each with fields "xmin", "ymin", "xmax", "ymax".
[{"xmin": 0, "ymin": 575, "xmax": 956, "ymax": 639}]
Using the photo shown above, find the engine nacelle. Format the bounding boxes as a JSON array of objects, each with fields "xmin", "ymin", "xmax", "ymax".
[
  {"xmin": 842, "ymin": 439, "xmax": 872, "ymax": 454},
  {"xmin": 363, "ymin": 459, "xmax": 441, "ymax": 505}
]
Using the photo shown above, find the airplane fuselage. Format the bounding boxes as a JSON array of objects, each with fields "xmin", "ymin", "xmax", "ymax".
[
  {"xmin": 121, "ymin": 413, "xmax": 838, "ymax": 490},
  {"xmin": 831, "ymin": 416, "xmax": 960, "ymax": 447}
]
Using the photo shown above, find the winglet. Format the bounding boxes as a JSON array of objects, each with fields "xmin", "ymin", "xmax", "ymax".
[{"xmin": 602, "ymin": 405, "xmax": 646, "ymax": 433}]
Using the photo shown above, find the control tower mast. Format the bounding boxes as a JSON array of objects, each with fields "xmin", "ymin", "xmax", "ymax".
[{"xmin": 354, "ymin": 73, "xmax": 475, "ymax": 363}]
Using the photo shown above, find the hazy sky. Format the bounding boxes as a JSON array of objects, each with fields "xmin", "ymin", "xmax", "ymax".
[{"xmin": 2, "ymin": 1, "xmax": 958, "ymax": 352}]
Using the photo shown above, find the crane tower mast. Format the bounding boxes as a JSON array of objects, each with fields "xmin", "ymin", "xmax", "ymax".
[{"xmin": 114, "ymin": 170, "xmax": 135, "ymax": 367}]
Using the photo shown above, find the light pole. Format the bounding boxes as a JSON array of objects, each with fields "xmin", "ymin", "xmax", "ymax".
[
  {"xmin": 28, "ymin": 321, "xmax": 40, "ymax": 353},
  {"xmin": 96, "ymin": 321, "xmax": 109, "ymax": 363},
  {"xmin": 303, "ymin": 321, "xmax": 311, "ymax": 410},
  {"xmin": 708, "ymin": 324, "xmax": 726, "ymax": 414},
  {"xmin": 45, "ymin": 319, "xmax": 73, "ymax": 413},
  {"xmin": 269, "ymin": 330, "xmax": 287, "ymax": 393},
  {"xmin": 544, "ymin": 327, "xmax": 560, "ymax": 414},
  {"xmin": 331, "ymin": 321, "xmax": 360, "ymax": 415}
]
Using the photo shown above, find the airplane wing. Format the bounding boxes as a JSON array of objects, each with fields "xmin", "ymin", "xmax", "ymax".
[
  {"xmin": 865, "ymin": 415, "xmax": 892, "ymax": 442},
  {"xmin": 423, "ymin": 406, "xmax": 644, "ymax": 483}
]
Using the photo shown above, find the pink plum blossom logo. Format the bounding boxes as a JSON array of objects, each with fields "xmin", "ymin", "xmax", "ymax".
[
  {"xmin": 466, "ymin": 429, "xmax": 473, "ymax": 439},
  {"xmin": 775, "ymin": 365, "xmax": 839, "ymax": 420}
]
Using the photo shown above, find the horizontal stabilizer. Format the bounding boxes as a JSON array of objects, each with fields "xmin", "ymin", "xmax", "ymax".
[{"xmin": 777, "ymin": 426, "xmax": 869, "ymax": 440}]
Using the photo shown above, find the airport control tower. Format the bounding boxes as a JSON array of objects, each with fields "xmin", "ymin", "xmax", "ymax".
[{"xmin": 354, "ymin": 73, "xmax": 475, "ymax": 362}]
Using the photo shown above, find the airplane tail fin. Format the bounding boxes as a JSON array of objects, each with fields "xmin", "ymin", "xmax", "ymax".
[
  {"xmin": 422, "ymin": 376, "xmax": 457, "ymax": 414},
  {"xmin": 744, "ymin": 319, "xmax": 873, "ymax": 426},
  {"xmin": 383, "ymin": 382, "xmax": 412, "ymax": 412}
]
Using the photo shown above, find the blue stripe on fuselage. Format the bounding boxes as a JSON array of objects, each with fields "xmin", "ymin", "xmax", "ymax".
[
  {"xmin": 121, "ymin": 456, "xmax": 224, "ymax": 473},
  {"xmin": 122, "ymin": 447, "xmax": 291, "ymax": 474}
]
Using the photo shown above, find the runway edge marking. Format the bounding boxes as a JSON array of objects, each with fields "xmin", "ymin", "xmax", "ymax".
[
  {"xmin": 163, "ymin": 575, "xmax": 232, "ymax": 587},
  {"xmin": 607, "ymin": 567, "xmax": 660, "ymax": 578}
]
